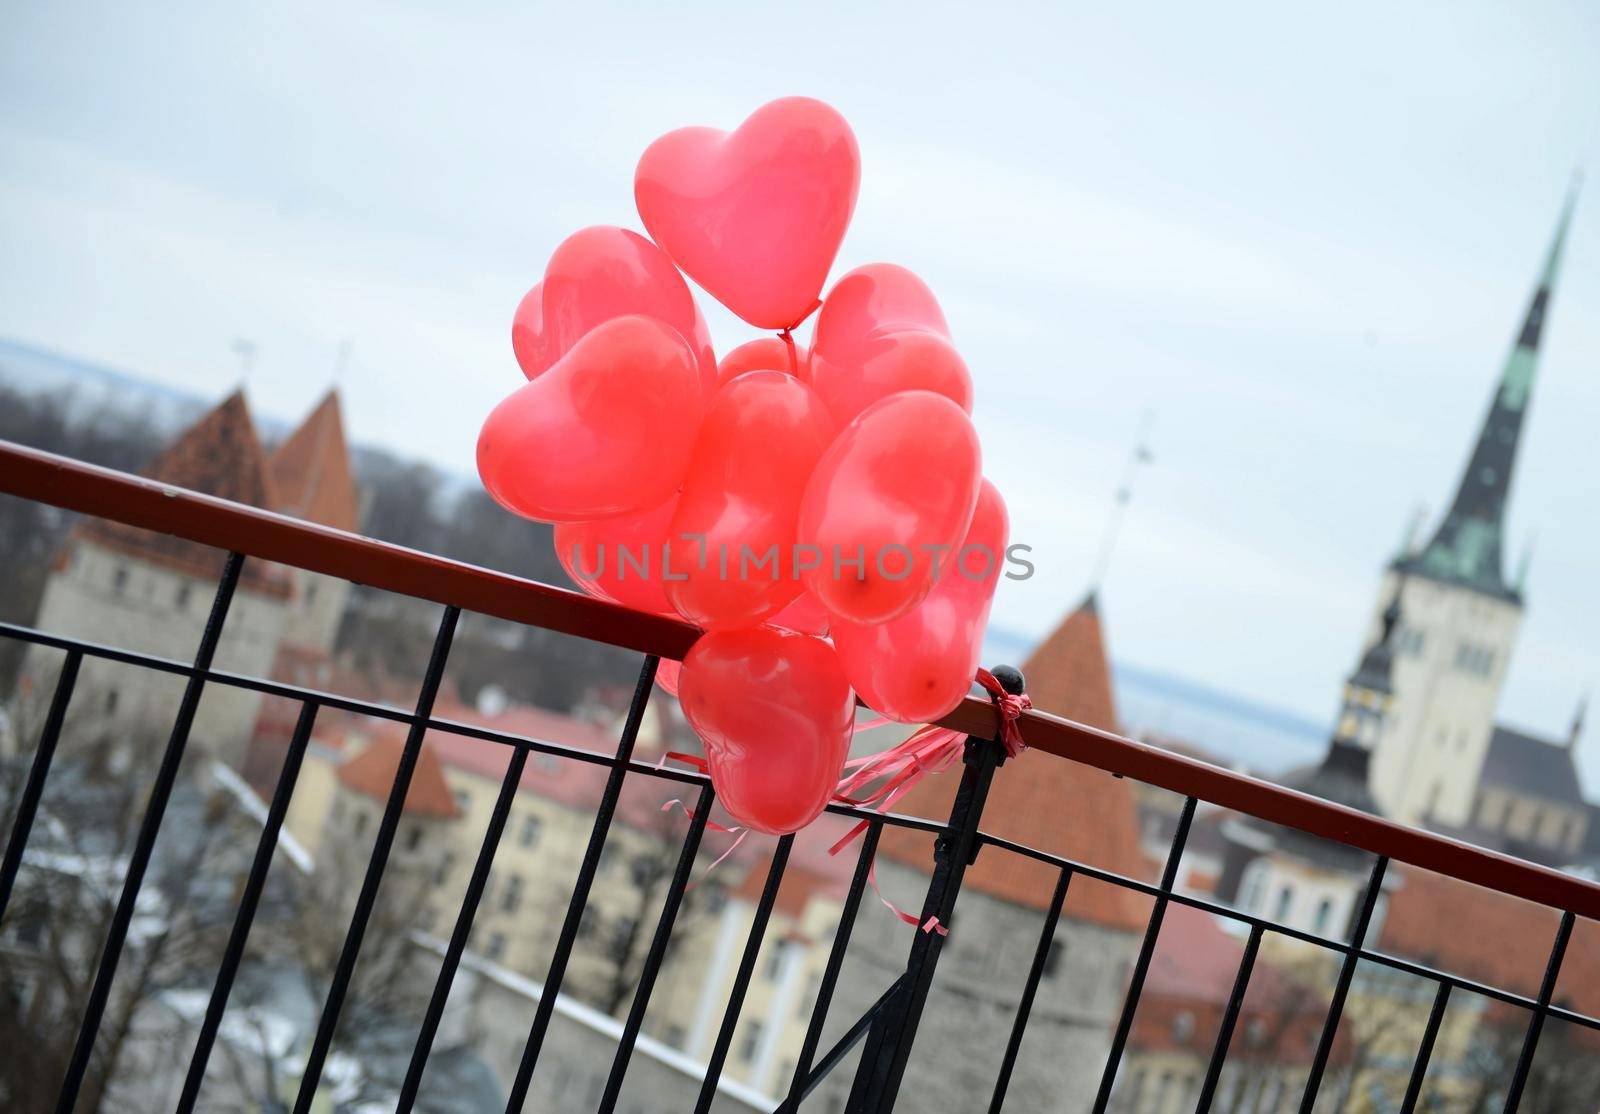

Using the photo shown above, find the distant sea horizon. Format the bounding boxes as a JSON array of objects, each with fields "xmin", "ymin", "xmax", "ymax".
[{"xmin": 3, "ymin": 334, "xmax": 1327, "ymax": 777}]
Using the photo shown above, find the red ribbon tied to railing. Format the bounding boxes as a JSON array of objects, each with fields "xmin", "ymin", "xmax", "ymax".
[{"xmin": 829, "ymin": 668, "xmax": 1032, "ymax": 935}]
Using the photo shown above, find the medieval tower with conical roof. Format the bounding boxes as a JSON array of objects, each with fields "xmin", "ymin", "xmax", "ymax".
[
  {"xmin": 19, "ymin": 388, "xmax": 359, "ymax": 772},
  {"xmin": 1367, "ymin": 186, "xmax": 1581, "ymax": 831}
]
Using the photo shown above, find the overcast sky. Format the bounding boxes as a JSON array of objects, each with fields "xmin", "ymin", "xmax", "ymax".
[{"xmin": 3, "ymin": 1, "xmax": 1598, "ymax": 786}]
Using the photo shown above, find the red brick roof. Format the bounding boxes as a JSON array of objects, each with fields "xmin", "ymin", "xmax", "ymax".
[
  {"xmin": 268, "ymin": 389, "xmax": 360, "ymax": 532},
  {"xmin": 77, "ymin": 389, "xmax": 291, "ymax": 596},
  {"xmin": 877, "ymin": 593, "xmax": 1150, "ymax": 930},
  {"xmin": 1132, "ymin": 904, "xmax": 1351, "ymax": 1064},
  {"xmin": 1378, "ymin": 866, "xmax": 1600, "ymax": 1021},
  {"xmin": 337, "ymin": 734, "xmax": 460, "ymax": 818}
]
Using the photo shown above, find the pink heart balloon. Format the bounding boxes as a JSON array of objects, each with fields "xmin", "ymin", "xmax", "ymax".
[
  {"xmin": 718, "ymin": 337, "xmax": 810, "ymax": 385},
  {"xmin": 835, "ymin": 479, "xmax": 1008, "ymax": 723},
  {"xmin": 511, "ymin": 226, "xmax": 717, "ymax": 395},
  {"xmin": 635, "ymin": 97, "xmax": 861, "ymax": 330},
  {"xmin": 667, "ymin": 372, "xmax": 836, "ymax": 630},
  {"xmin": 478, "ymin": 315, "xmax": 703, "ymax": 523},
  {"xmin": 769, "ymin": 590, "xmax": 830, "ymax": 637},
  {"xmin": 810, "ymin": 263, "xmax": 972, "ymax": 426},
  {"xmin": 797, "ymin": 390, "xmax": 981, "ymax": 624},
  {"xmin": 678, "ymin": 627, "xmax": 855, "ymax": 835},
  {"xmin": 656, "ymin": 657, "xmax": 683, "ymax": 697},
  {"xmin": 555, "ymin": 494, "xmax": 682, "ymax": 617}
]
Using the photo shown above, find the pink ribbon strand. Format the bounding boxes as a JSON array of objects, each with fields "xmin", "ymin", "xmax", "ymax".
[{"xmin": 828, "ymin": 668, "xmax": 1031, "ymax": 934}]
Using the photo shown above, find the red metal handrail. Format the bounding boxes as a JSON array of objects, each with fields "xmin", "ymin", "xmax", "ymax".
[{"xmin": 3, "ymin": 438, "xmax": 1598, "ymax": 922}]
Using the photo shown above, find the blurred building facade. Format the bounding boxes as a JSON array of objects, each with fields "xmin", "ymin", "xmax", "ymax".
[{"xmin": 17, "ymin": 388, "xmax": 358, "ymax": 772}]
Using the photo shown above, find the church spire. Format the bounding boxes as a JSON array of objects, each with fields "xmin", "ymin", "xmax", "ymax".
[{"xmin": 1411, "ymin": 182, "xmax": 1579, "ymax": 598}]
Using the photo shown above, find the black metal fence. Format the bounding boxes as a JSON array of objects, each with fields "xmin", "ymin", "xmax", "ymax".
[{"xmin": 2, "ymin": 440, "xmax": 1599, "ymax": 1114}]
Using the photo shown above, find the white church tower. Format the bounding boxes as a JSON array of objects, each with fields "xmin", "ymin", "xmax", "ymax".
[{"xmin": 1369, "ymin": 186, "xmax": 1578, "ymax": 826}]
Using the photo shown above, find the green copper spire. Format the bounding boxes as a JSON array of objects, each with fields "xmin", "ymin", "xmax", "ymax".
[{"xmin": 1410, "ymin": 181, "xmax": 1579, "ymax": 598}]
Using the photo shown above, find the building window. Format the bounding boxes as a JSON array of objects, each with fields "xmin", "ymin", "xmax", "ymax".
[
  {"xmin": 502, "ymin": 873, "xmax": 524, "ymax": 914},
  {"xmin": 453, "ymin": 789, "xmax": 472, "ymax": 813},
  {"xmin": 353, "ymin": 810, "xmax": 369, "ymax": 839},
  {"xmin": 1453, "ymin": 643, "xmax": 1495, "ymax": 677},
  {"xmin": 1313, "ymin": 898, "xmax": 1333, "ymax": 935},
  {"xmin": 799, "ymin": 975, "xmax": 820, "ymax": 1018},
  {"xmin": 1273, "ymin": 885, "xmax": 1293, "ymax": 922},
  {"xmin": 1238, "ymin": 863, "xmax": 1263, "ymax": 913},
  {"xmin": 435, "ymin": 853, "xmax": 453, "ymax": 885},
  {"xmin": 1043, "ymin": 938, "xmax": 1066, "ymax": 978},
  {"xmin": 104, "ymin": 689, "xmax": 119, "ymax": 715},
  {"xmin": 1155, "ymin": 1071, "xmax": 1177, "ymax": 1110},
  {"xmin": 519, "ymin": 814, "xmax": 542, "ymax": 849},
  {"xmin": 1125, "ymin": 1070, "xmax": 1146, "ymax": 1111},
  {"xmin": 485, "ymin": 933, "xmax": 506, "ymax": 961},
  {"xmin": 1172, "ymin": 1010, "xmax": 1196, "ymax": 1043},
  {"xmin": 112, "ymin": 565, "xmax": 128, "ymax": 594},
  {"xmin": 764, "ymin": 942, "xmax": 787, "ymax": 982},
  {"xmin": 739, "ymin": 1020, "xmax": 763, "ymax": 1065},
  {"xmin": 175, "ymin": 583, "xmax": 191, "ymax": 609},
  {"xmin": 406, "ymin": 826, "xmax": 424, "ymax": 853}
]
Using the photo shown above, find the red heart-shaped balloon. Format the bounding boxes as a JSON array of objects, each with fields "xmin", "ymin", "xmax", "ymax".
[
  {"xmin": 810, "ymin": 263, "xmax": 972, "ymax": 426},
  {"xmin": 769, "ymin": 590, "xmax": 830, "ymax": 637},
  {"xmin": 555, "ymin": 494, "xmax": 682, "ymax": 617},
  {"xmin": 835, "ymin": 479, "xmax": 1008, "ymax": 723},
  {"xmin": 667, "ymin": 371, "xmax": 836, "ymax": 630},
  {"xmin": 718, "ymin": 337, "xmax": 810, "ymax": 385},
  {"xmin": 511, "ymin": 226, "xmax": 717, "ymax": 395},
  {"xmin": 797, "ymin": 390, "xmax": 982, "ymax": 624},
  {"xmin": 478, "ymin": 315, "xmax": 703, "ymax": 523},
  {"xmin": 679, "ymin": 628, "xmax": 855, "ymax": 835},
  {"xmin": 635, "ymin": 97, "xmax": 860, "ymax": 330}
]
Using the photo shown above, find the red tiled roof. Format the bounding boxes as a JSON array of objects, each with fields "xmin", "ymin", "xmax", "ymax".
[
  {"xmin": 877, "ymin": 593, "xmax": 1149, "ymax": 930},
  {"xmin": 1379, "ymin": 866, "xmax": 1600, "ymax": 1021},
  {"xmin": 337, "ymin": 735, "xmax": 459, "ymax": 818},
  {"xmin": 1132, "ymin": 904, "xmax": 1350, "ymax": 1063},
  {"xmin": 76, "ymin": 390, "xmax": 291, "ymax": 596},
  {"xmin": 268, "ymin": 389, "xmax": 361, "ymax": 532}
]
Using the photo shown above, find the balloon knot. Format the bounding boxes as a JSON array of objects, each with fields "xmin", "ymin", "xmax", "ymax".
[{"xmin": 975, "ymin": 666, "xmax": 1031, "ymax": 758}]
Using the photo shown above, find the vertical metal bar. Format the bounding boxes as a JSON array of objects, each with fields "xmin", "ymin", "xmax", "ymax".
[
  {"xmin": 176, "ymin": 699, "xmax": 320, "ymax": 1113},
  {"xmin": 846, "ymin": 733, "xmax": 1006, "ymax": 1114},
  {"xmin": 987, "ymin": 867, "xmax": 1072, "ymax": 1114},
  {"xmin": 1398, "ymin": 982, "xmax": 1451, "ymax": 1114},
  {"xmin": 54, "ymin": 552, "xmax": 244, "ymax": 1114},
  {"xmin": 291, "ymin": 605, "xmax": 459, "ymax": 1114},
  {"xmin": 693, "ymin": 834, "xmax": 794, "ymax": 1113},
  {"xmin": 1194, "ymin": 924, "xmax": 1263, "ymax": 1114},
  {"xmin": 597, "ymin": 782, "xmax": 715, "ymax": 1113},
  {"xmin": 1502, "ymin": 910, "xmax": 1574, "ymax": 1114},
  {"xmin": 785, "ymin": 822, "xmax": 881, "ymax": 1109},
  {"xmin": 504, "ymin": 654, "xmax": 658, "ymax": 1112},
  {"xmin": 1297, "ymin": 855, "xmax": 1389, "ymax": 1114},
  {"xmin": 394, "ymin": 744, "xmax": 529, "ymax": 1114},
  {"xmin": 0, "ymin": 649, "xmax": 80, "ymax": 925},
  {"xmin": 1090, "ymin": 795, "xmax": 1197, "ymax": 1114}
]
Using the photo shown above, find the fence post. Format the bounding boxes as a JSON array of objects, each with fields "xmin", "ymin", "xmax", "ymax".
[{"xmin": 845, "ymin": 666, "xmax": 1022, "ymax": 1114}]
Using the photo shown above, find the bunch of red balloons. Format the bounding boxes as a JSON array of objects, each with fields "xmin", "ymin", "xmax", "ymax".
[{"xmin": 479, "ymin": 97, "xmax": 1008, "ymax": 837}]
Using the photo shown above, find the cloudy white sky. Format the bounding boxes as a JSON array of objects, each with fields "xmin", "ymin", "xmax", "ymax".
[{"xmin": 3, "ymin": 2, "xmax": 1598, "ymax": 784}]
